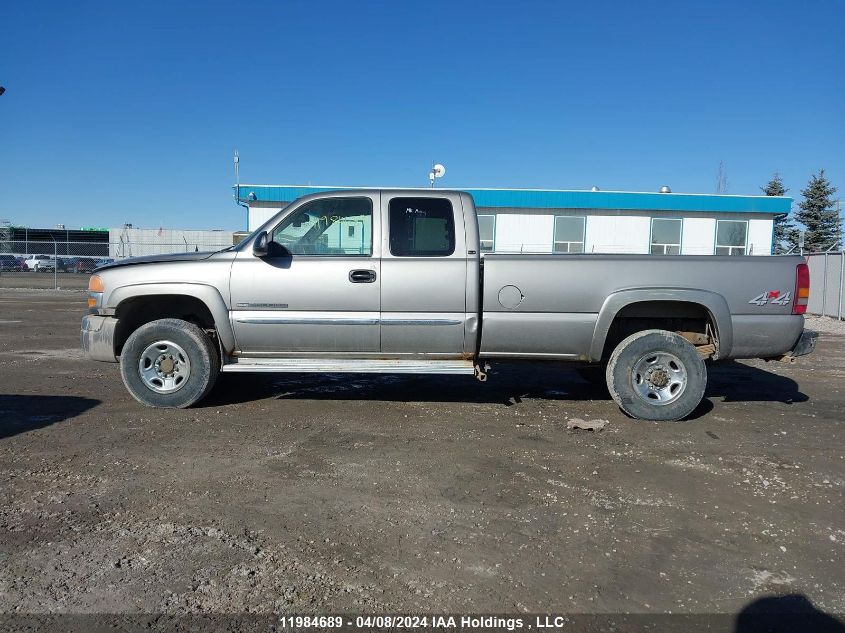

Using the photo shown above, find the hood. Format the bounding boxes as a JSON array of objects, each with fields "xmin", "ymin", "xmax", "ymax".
[{"xmin": 95, "ymin": 251, "xmax": 219, "ymax": 271}]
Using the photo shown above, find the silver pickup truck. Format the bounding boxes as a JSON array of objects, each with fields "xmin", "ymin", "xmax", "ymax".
[{"xmin": 81, "ymin": 189, "xmax": 816, "ymax": 421}]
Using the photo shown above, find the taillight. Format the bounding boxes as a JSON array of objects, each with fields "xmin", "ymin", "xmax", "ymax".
[{"xmin": 793, "ymin": 262, "xmax": 810, "ymax": 315}]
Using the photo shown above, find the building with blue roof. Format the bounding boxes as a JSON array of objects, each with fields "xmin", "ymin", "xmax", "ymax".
[{"xmin": 235, "ymin": 185, "xmax": 791, "ymax": 256}]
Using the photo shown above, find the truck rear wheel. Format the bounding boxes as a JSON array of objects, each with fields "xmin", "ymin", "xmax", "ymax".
[
  {"xmin": 606, "ymin": 329, "xmax": 706, "ymax": 421},
  {"xmin": 120, "ymin": 318, "xmax": 219, "ymax": 408}
]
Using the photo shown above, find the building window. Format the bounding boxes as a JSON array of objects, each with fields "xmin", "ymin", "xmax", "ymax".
[
  {"xmin": 650, "ymin": 218, "xmax": 682, "ymax": 254},
  {"xmin": 478, "ymin": 214, "xmax": 495, "ymax": 252},
  {"xmin": 715, "ymin": 220, "xmax": 748, "ymax": 255},
  {"xmin": 388, "ymin": 197, "xmax": 455, "ymax": 257},
  {"xmin": 553, "ymin": 216, "xmax": 586, "ymax": 253}
]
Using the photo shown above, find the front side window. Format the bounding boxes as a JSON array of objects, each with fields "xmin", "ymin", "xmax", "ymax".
[
  {"xmin": 389, "ymin": 197, "xmax": 455, "ymax": 257},
  {"xmin": 715, "ymin": 220, "xmax": 747, "ymax": 256},
  {"xmin": 650, "ymin": 218, "xmax": 682, "ymax": 254},
  {"xmin": 554, "ymin": 216, "xmax": 586, "ymax": 253},
  {"xmin": 478, "ymin": 214, "xmax": 496, "ymax": 252},
  {"xmin": 271, "ymin": 197, "xmax": 373, "ymax": 256}
]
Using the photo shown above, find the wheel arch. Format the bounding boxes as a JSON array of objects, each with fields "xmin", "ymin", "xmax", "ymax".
[
  {"xmin": 109, "ymin": 283, "xmax": 235, "ymax": 357},
  {"xmin": 589, "ymin": 289, "xmax": 733, "ymax": 362}
]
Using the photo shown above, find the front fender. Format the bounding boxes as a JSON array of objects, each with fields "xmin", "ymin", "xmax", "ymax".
[
  {"xmin": 107, "ymin": 282, "xmax": 236, "ymax": 353},
  {"xmin": 589, "ymin": 288, "xmax": 733, "ymax": 361}
]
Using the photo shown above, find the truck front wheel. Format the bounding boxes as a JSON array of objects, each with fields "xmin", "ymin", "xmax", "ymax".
[
  {"xmin": 120, "ymin": 318, "xmax": 219, "ymax": 408},
  {"xmin": 606, "ymin": 329, "xmax": 706, "ymax": 422}
]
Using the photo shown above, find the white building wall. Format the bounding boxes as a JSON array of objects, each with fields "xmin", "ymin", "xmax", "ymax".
[
  {"xmin": 748, "ymin": 219, "xmax": 774, "ymax": 256},
  {"xmin": 248, "ymin": 207, "xmax": 283, "ymax": 231},
  {"xmin": 585, "ymin": 216, "xmax": 651, "ymax": 254},
  {"xmin": 494, "ymin": 214, "xmax": 554, "ymax": 253},
  {"xmin": 245, "ymin": 204, "xmax": 776, "ymax": 256},
  {"xmin": 681, "ymin": 218, "xmax": 716, "ymax": 255}
]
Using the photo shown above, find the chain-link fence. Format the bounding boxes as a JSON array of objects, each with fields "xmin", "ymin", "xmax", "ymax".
[
  {"xmin": 0, "ymin": 239, "xmax": 234, "ymax": 289},
  {"xmin": 805, "ymin": 251, "xmax": 845, "ymax": 320},
  {"xmin": 4, "ymin": 239, "xmax": 840, "ymax": 313}
]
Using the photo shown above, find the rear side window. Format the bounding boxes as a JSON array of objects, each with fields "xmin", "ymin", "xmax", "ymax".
[{"xmin": 389, "ymin": 197, "xmax": 455, "ymax": 257}]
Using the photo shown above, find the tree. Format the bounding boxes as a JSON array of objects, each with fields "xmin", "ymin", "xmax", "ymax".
[
  {"xmin": 761, "ymin": 172, "xmax": 796, "ymax": 253},
  {"xmin": 795, "ymin": 170, "xmax": 841, "ymax": 252}
]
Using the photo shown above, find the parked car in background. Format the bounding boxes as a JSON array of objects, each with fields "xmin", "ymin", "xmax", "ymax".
[
  {"xmin": 71, "ymin": 257, "xmax": 98, "ymax": 273},
  {"xmin": 56, "ymin": 257, "xmax": 75, "ymax": 272},
  {"xmin": 23, "ymin": 255, "xmax": 57, "ymax": 272},
  {"xmin": 94, "ymin": 258, "xmax": 115, "ymax": 268},
  {"xmin": 0, "ymin": 255, "xmax": 24, "ymax": 271}
]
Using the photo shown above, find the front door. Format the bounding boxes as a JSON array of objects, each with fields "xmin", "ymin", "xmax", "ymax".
[{"xmin": 230, "ymin": 194, "xmax": 381, "ymax": 354}]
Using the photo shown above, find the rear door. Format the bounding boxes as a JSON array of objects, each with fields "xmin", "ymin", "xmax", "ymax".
[{"xmin": 379, "ymin": 193, "xmax": 470, "ymax": 356}]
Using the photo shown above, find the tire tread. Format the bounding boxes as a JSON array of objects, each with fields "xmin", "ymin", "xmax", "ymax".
[
  {"xmin": 605, "ymin": 329, "xmax": 706, "ymax": 422},
  {"xmin": 119, "ymin": 318, "xmax": 219, "ymax": 409}
]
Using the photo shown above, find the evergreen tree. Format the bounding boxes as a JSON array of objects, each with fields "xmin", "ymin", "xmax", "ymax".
[
  {"xmin": 761, "ymin": 172, "xmax": 795, "ymax": 253},
  {"xmin": 795, "ymin": 170, "xmax": 841, "ymax": 252}
]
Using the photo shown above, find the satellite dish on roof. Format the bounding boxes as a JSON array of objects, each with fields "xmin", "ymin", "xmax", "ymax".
[{"xmin": 429, "ymin": 163, "xmax": 446, "ymax": 187}]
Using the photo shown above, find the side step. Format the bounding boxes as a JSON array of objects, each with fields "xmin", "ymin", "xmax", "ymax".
[{"xmin": 221, "ymin": 358, "xmax": 476, "ymax": 375}]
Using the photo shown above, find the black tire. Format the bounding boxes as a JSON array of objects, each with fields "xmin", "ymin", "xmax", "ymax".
[
  {"xmin": 606, "ymin": 329, "xmax": 706, "ymax": 422},
  {"xmin": 120, "ymin": 318, "xmax": 219, "ymax": 408}
]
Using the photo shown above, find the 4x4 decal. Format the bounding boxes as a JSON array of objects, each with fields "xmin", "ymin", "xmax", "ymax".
[{"xmin": 749, "ymin": 290, "xmax": 791, "ymax": 306}]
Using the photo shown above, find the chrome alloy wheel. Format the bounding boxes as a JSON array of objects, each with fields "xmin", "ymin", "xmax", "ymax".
[
  {"xmin": 138, "ymin": 340, "xmax": 191, "ymax": 393},
  {"xmin": 631, "ymin": 351, "xmax": 687, "ymax": 406}
]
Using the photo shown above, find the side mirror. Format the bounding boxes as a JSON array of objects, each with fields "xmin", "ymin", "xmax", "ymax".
[{"xmin": 253, "ymin": 231, "xmax": 269, "ymax": 257}]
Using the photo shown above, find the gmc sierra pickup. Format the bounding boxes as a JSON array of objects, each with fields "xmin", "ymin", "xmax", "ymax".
[{"xmin": 81, "ymin": 189, "xmax": 817, "ymax": 421}]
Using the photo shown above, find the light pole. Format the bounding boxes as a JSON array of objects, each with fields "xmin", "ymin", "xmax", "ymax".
[{"xmin": 49, "ymin": 234, "xmax": 57, "ymax": 289}]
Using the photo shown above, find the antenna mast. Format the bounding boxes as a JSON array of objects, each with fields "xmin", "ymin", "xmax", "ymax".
[{"xmin": 234, "ymin": 150, "xmax": 240, "ymax": 200}]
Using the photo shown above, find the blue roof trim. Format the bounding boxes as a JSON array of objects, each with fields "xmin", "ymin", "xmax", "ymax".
[{"xmin": 233, "ymin": 185, "xmax": 791, "ymax": 215}]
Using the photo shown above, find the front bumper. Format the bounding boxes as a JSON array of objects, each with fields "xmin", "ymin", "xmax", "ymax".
[
  {"xmin": 790, "ymin": 329, "xmax": 818, "ymax": 358},
  {"xmin": 81, "ymin": 315, "xmax": 118, "ymax": 362}
]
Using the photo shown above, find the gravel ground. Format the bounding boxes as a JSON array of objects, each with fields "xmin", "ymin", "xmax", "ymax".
[
  {"xmin": 0, "ymin": 271, "xmax": 89, "ymax": 290},
  {"xmin": 0, "ymin": 289, "xmax": 843, "ymax": 628},
  {"xmin": 806, "ymin": 314, "xmax": 845, "ymax": 335}
]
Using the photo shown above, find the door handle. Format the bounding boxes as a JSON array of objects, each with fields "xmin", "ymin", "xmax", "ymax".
[{"xmin": 349, "ymin": 269, "xmax": 377, "ymax": 283}]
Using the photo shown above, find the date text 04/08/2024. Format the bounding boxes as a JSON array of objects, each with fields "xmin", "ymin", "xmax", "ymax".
[{"xmin": 279, "ymin": 614, "xmax": 578, "ymax": 629}]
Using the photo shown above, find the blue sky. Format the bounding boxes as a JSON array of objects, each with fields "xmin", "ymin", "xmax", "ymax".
[{"xmin": 2, "ymin": 1, "xmax": 843, "ymax": 230}]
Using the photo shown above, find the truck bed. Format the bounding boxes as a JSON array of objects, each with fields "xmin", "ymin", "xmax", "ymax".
[{"xmin": 479, "ymin": 254, "xmax": 805, "ymax": 361}]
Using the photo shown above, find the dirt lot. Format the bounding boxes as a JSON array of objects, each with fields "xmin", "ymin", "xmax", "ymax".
[
  {"xmin": 0, "ymin": 288, "xmax": 843, "ymax": 625},
  {"xmin": 0, "ymin": 271, "xmax": 90, "ymax": 290}
]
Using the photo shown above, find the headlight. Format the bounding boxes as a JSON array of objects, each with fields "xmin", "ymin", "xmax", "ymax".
[{"xmin": 87, "ymin": 274, "xmax": 104, "ymax": 309}]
